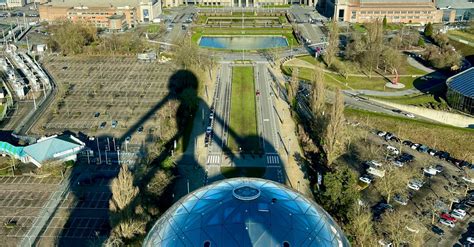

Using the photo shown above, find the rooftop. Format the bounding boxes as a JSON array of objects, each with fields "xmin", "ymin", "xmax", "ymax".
[
  {"xmin": 447, "ymin": 67, "xmax": 474, "ymax": 98},
  {"xmin": 23, "ymin": 135, "xmax": 84, "ymax": 164},
  {"xmin": 143, "ymin": 178, "xmax": 349, "ymax": 247}
]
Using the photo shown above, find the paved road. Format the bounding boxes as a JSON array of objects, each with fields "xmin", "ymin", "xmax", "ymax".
[{"xmin": 255, "ymin": 63, "xmax": 284, "ymax": 183}]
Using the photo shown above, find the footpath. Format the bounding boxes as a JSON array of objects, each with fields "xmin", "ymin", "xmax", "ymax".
[{"xmin": 268, "ymin": 63, "xmax": 313, "ymax": 197}]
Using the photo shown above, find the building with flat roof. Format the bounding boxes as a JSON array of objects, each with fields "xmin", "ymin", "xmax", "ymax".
[
  {"xmin": 446, "ymin": 68, "xmax": 474, "ymax": 115},
  {"xmin": 436, "ymin": 0, "xmax": 474, "ymax": 22},
  {"xmin": 39, "ymin": 0, "xmax": 161, "ymax": 29},
  {"xmin": 0, "ymin": 134, "xmax": 85, "ymax": 167},
  {"xmin": 321, "ymin": 0, "xmax": 442, "ymax": 24},
  {"xmin": 144, "ymin": 178, "xmax": 350, "ymax": 247}
]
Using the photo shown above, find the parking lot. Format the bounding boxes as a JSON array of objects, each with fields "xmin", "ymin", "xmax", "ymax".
[
  {"xmin": 0, "ymin": 176, "xmax": 62, "ymax": 246},
  {"xmin": 354, "ymin": 128, "xmax": 474, "ymax": 245},
  {"xmin": 33, "ymin": 56, "xmax": 177, "ymax": 145}
]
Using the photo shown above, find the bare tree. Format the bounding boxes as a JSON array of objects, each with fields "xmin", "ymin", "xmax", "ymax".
[
  {"xmin": 110, "ymin": 165, "xmax": 138, "ymax": 212},
  {"xmin": 379, "ymin": 210, "xmax": 425, "ymax": 246},
  {"xmin": 348, "ymin": 206, "xmax": 377, "ymax": 247},
  {"xmin": 324, "ymin": 20, "xmax": 339, "ymax": 68},
  {"xmin": 288, "ymin": 67, "xmax": 299, "ymax": 105},
  {"xmin": 108, "ymin": 165, "xmax": 147, "ymax": 239},
  {"xmin": 311, "ymin": 64, "xmax": 325, "ymax": 115},
  {"xmin": 373, "ymin": 165, "xmax": 410, "ymax": 203},
  {"xmin": 322, "ymin": 89, "xmax": 345, "ymax": 165},
  {"xmin": 147, "ymin": 170, "xmax": 174, "ymax": 198}
]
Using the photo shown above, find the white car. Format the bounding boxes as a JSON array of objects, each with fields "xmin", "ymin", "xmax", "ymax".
[
  {"xmin": 439, "ymin": 218, "xmax": 455, "ymax": 228},
  {"xmin": 367, "ymin": 160, "xmax": 383, "ymax": 167},
  {"xmin": 407, "ymin": 183, "xmax": 421, "ymax": 191},
  {"xmin": 453, "ymin": 209, "xmax": 466, "ymax": 217},
  {"xmin": 405, "ymin": 113, "xmax": 415, "ymax": 118},
  {"xmin": 462, "ymin": 177, "xmax": 474, "ymax": 184},
  {"xmin": 377, "ymin": 131, "xmax": 387, "ymax": 137},
  {"xmin": 410, "ymin": 143, "xmax": 420, "ymax": 150},
  {"xmin": 424, "ymin": 167, "xmax": 438, "ymax": 176},
  {"xmin": 451, "ymin": 211, "xmax": 465, "ymax": 220},
  {"xmin": 467, "ymin": 237, "xmax": 474, "ymax": 244},
  {"xmin": 385, "ymin": 145, "xmax": 400, "ymax": 155},
  {"xmin": 359, "ymin": 175, "xmax": 373, "ymax": 184}
]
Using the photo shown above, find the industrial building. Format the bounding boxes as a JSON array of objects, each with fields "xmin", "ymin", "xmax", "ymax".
[
  {"xmin": 320, "ymin": 0, "xmax": 442, "ymax": 24},
  {"xmin": 0, "ymin": 134, "xmax": 86, "ymax": 167},
  {"xmin": 144, "ymin": 178, "xmax": 350, "ymax": 247},
  {"xmin": 446, "ymin": 68, "xmax": 474, "ymax": 115},
  {"xmin": 38, "ymin": 0, "xmax": 162, "ymax": 30}
]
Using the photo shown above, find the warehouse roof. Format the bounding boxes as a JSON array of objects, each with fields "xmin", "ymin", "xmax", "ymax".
[
  {"xmin": 447, "ymin": 67, "xmax": 474, "ymax": 98},
  {"xmin": 23, "ymin": 135, "xmax": 84, "ymax": 165}
]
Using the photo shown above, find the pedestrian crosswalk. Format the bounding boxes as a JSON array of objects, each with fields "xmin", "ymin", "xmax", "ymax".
[
  {"xmin": 266, "ymin": 154, "xmax": 280, "ymax": 165},
  {"xmin": 207, "ymin": 155, "xmax": 220, "ymax": 165}
]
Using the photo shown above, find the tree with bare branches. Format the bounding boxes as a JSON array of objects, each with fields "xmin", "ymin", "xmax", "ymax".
[
  {"xmin": 288, "ymin": 67, "xmax": 299, "ymax": 107},
  {"xmin": 347, "ymin": 206, "xmax": 377, "ymax": 247},
  {"xmin": 322, "ymin": 89, "xmax": 345, "ymax": 165},
  {"xmin": 373, "ymin": 165, "xmax": 410, "ymax": 204},
  {"xmin": 109, "ymin": 165, "xmax": 146, "ymax": 240},
  {"xmin": 311, "ymin": 64, "xmax": 325, "ymax": 115},
  {"xmin": 324, "ymin": 21, "xmax": 339, "ymax": 68},
  {"xmin": 379, "ymin": 210, "xmax": 425, "ymax": 246}
]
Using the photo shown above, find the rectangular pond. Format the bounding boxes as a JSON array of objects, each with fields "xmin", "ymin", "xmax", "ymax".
[{"xmin": 198, "ymin": 36, "xmax": 288, "ymax": 50}]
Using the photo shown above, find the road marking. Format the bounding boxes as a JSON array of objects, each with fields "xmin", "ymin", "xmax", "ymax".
[
  {"xmin": 266, "ymin": 155, "xmax": 280, "ymax": 165},
  {"xmin": 263, "ymin": 119, "xmax": 269, "ymax": 121},
  {"xmin": 207, "ymin": 155, "xmax": 220, "ymax": 165}
]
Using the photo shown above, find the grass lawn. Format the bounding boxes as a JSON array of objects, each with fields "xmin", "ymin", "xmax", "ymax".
[
  {"xmin": 283, "ymin": 65, "xmax": 420, "ymax": 91},
  {"xmin": 191, "ymin": 27, "xmax": 298, "ymax": 48},
  {"xmin": 368, "ymin": 93, "xmax": 449, "ymax": 110},
  {"xmin": 448, "ymin": 30, "xmax": 474, "ymax": 43},
  {"xmin": 228, "ymin": 66, "xmax": 260, "ymax": 153},
  {"xmin": 221, "ymin": 167, "xmax": 266, "ymax": 178},
  {"xmin": 345, "ymin": 108, "xmax": 474, "ymax": 159}
]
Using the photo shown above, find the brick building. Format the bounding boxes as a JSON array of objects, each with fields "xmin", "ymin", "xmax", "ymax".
[
  {"xmin": 321, "ymin": 0, "xmax": 443, "ymax": 24},
  {"xmin": 39, "ymin": 0, "xmax": 161, "ymax": 30}
]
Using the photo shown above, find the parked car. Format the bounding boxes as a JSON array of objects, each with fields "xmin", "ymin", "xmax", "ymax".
[
  {"xmin": 405, "ymin": 113, "xmax": 415, "ymax": 118},
  {"xmin": 408, "ymin": 182, "xmax": 421, "ymax": 191},
  {"xmin": 453, "ymin": 208, "xmax": 466, "ymax": 217},
  {"xmin": 424, "ymin": 167, "xmax": 438, "ymax": 176},
  {"xmin": 462, "ymin": 177, "xmax": 474, "ymax": 184},
  {"xmin": 403, "ymin": 140, "xmax": 413, "ymax": 146},
  {"xmin": 99, "ymin": 122, "xmax": 106, "ymax": 128},
  {"xmin": 359, "ymin": 174, "xmax": 373, "ymax": 184},
  {"xmin": 209, "ymin": 112, "xmax": 214, "ymax": 120},
  {"xmin": 450, "ymin": 210, "xmax": 465, "ymax": 220},
  {"xmin": 377, "ymin": 131, "xmax": 387, "ymax": 137},
  {"xmin": 440, "ymin": 213, "xmax": 457, "ymax": 223},
  {"xmin": 439, "ymin": 218, "xmax": 455, "ymax": 228},
  {"xmin": 385, "ymin": 145, "xmax": 400, "ymax": 155},
  {"xmin": 410, "ymin": 143, "xmax": 420, "ymax": 150},
  {"xmin": 467, "ymin": 237, "xmax": 474, "ymax": 244},
  {"xmin": 384, "ymin": 132, "xmax": 394, "ymax": 140},
  {"xmin": 434, "ymin": 164, "xmax": 444, "ymax": 173},
  {"xmin": 394, "ymin": 194, "xmax": 408, "ymax": 205},
  {"xmin": 94, "ymin": 112, "xmax": 100, "ymax": 118},
  {"xmin": 111, "ymin": 120, "xmax": 118, "ymax": 128},
  {"xmin": 417, "ymin": 145, "xmax": 429, "ymax": 153},
  {"xmin": 390, "ymin": 136, "xmax": 401, "ymax": 143},
  {"xmin": 367, "ymin": 167, "xmax": 385, "ymax": 178},
  {"xmin": 137, "ymin": 126, "xmax": 144, "ymax": 133},
  {"xmin": 431, "ymin": 225, "xmax": 444, "ymax": 236},
  {"xmin": 366, "ymin": 160, "xmax": 383, "ymax": 167},
  {"xmin": 428, "ymin": 149, "xmax": 437, "ymax": 156},
  {"xmin": 206, "ymin": 126, "xmax": 212, "ymax": 134}
]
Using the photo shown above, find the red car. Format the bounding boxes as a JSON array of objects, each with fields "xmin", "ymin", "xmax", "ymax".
[{"xmin": 440, "ymin": 213, "xmax": 457, "ymax": 223}]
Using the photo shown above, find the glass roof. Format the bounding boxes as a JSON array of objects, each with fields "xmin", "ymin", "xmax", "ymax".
[{"xmin": 143, "ymin": 178, "xmax": 350, "ymax": 247}]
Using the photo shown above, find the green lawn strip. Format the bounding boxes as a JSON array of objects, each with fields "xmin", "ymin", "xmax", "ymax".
[
  {"xmin": 448, "ymin": 30, "xmax": 474, "ymax": 43},
  {"xmin": 345, "ymin": 108, "xmax": 474, "ymax": 159},
  {"xmin": 229, "ymin": 66, "xmax": 259, "ymax": 153},
  {"xmin": 220, "ymin": 167, "xmax": 266, "ymax": 178},
  {"xmin": 368, "ymin": 93, "xmax": 444, "ymax": 105}
]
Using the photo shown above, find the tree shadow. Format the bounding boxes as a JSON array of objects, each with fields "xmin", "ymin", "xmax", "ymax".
[{"xmin": 36, "ymin": 65, "xmax": 286, "ymax": 245}]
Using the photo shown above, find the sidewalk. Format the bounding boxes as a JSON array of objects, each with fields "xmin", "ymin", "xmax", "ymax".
[{"xmin": 268, "ymin": 64, "xmax": 313, "ymax": 197}]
